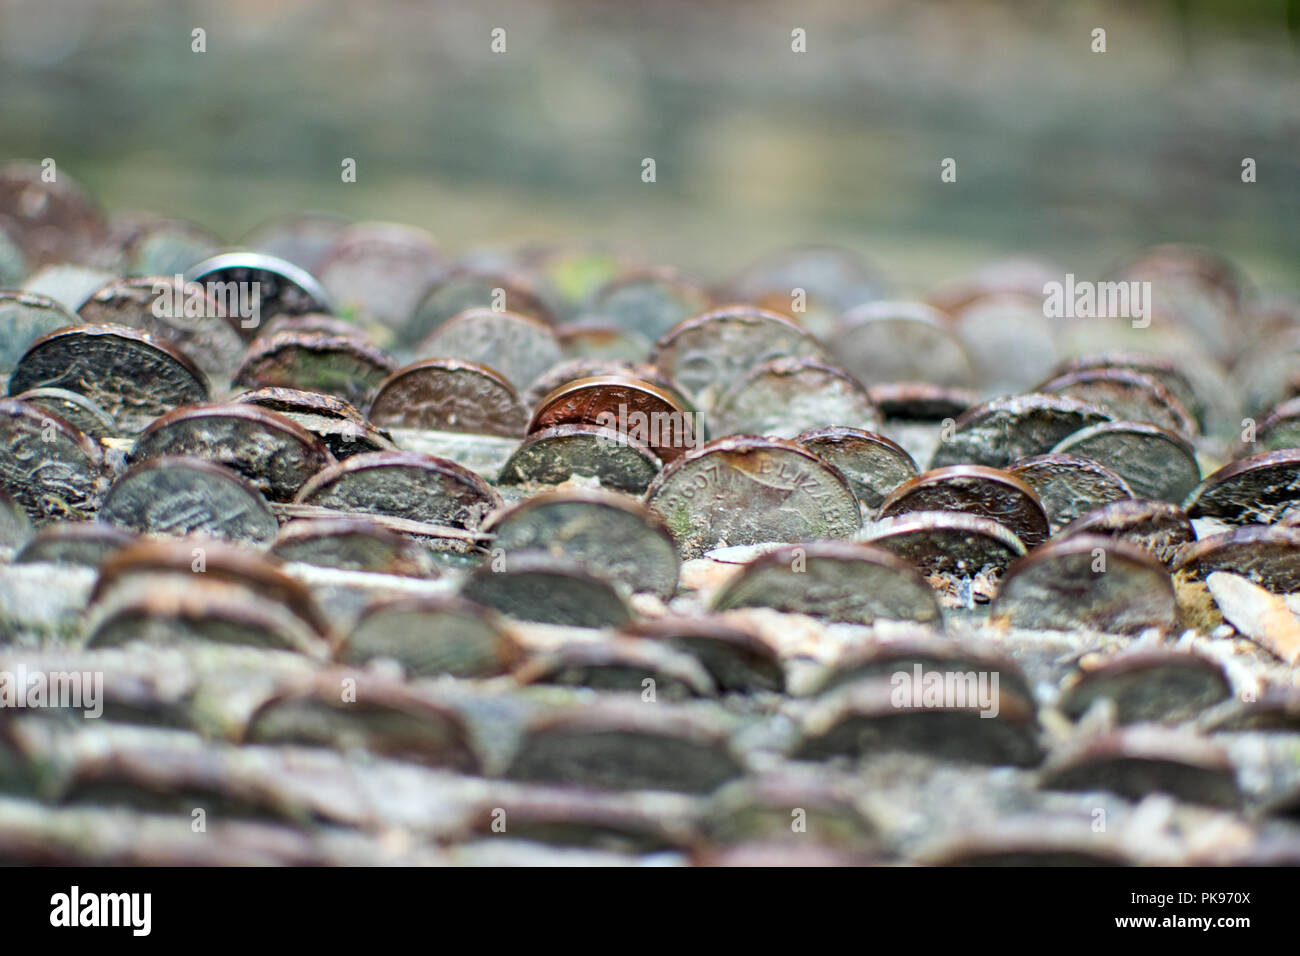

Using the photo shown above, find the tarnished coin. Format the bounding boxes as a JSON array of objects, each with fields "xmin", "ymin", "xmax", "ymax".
[
  {"xmin": 100, "ymin": 456, "xmax": 279, "ymax": 542},
  {"xmin": 711, "ymin": 357, "xmax": 880, "ymax": 439},
  {"xmin": 795, "ymin": 426, "xmax": 918, "ymax": 511},
  {"xmin": 929, "ymin": 393, "xmax": 1112, "ymax": 469},
  {"xmin": 952, "ymin": 295, "xmax": 1059, "ymax": 394},
  {"xmin": 232, "ymin": 386, "xmax": 395, "ymax": 460},
  {"xmin": 644, "ymin": 435, "xmax": 861, "ymax": 559},
  {"xmin": 1235, "ymin": 327, "xmax": 1300, "ymax": 418},
  {"xmin": 0, "ymin": 397, "xmax": 106, "ymax": 523},
  {"xmin": 1050, "ymin": 351, "xmax": 1204, "ymax": 430},
  {"xmin": 1237, "ymin": 395, "xmax": 1300, "ymax": 457},
  {"xmin": 833, "ymin": 301, "xmax": 975, "ymax": 387},
  {"xmin": 504, "ymin": 699, "xmax": 743, "ymax": 793},
  {"xmin": 701, "ymin": 772, "xmax": 881, "ymax": 850},
  {"xmin": 725, "ymin": 244, "xmax": 889, "ymax": 329},
  {"xmin": 1035, "ymin": 367, "xmax": 1197, "ymax": 438},
  {"xmin": 12, "ymin": 387, "xmax": 114, "ymax": 439},
  {"xmin": 528, "ymin": 375, "xmax": 699, "ymax": 464},
  {"xmin": 129, "ymin": 404, "xmax": 335, "ymax": 501},
  {"xmin": 927, "ymin": 257, "xmax": 1058, "ymax": 315},
  {"xmin": 711, "ymin": 542, "xmax": 942, "ymax": 625},
  {"xmin": 868, "ymin": 383, "xmax": 977, "ymax": 422},
  {"xmin": 406, "ymin": 269, "xmax": 553, "ymax": 351},
  {"xmin": 650, "ymin": 305, "xmax": 824, "ymax": 412},
  {"xmin": 1051, "ymin": 421, "xmax": 1200, "ymax": 503},
  {"xmin": 1183, "ymin": 449, "xmax": 1300, "ymax": 525},
  {"xmin": 794, "ymin": 677, "xmax": 1042, "ymax": 767},
  {"xmin": 76, "ymin": 276, "xmax": 245, "ymax": 380},
  {"xmin": 585, "ymin": 267, "xmax": 711, "ymax": 341},
  {"xmin": 1172, "ymin": 524, "xmax": 1300, "ymax": 592},
  {"xmin": 554, "ymin": 321, "xmax": 650, "ymax": 361},
  {"xmin": 1007, "ymin": 453, "xmax": 1134, "ymax": 532},
  {"xmin": 522, "ymin": 358, "xmax": 674, "ymax": 409},
  {"xmin": 336, "ymin": 595, "xmax": 520, "ymax": 678},
  {"xmin": 1058, "ymin": 649, "xmax": 1230, "ymax": 725},
  {"xmin": 259, "ymin": 312, "xmax": 371, "ymax": 341},
  {"xmin": 1040, "ymin": 726, "xmax": 1241, "ymax": 808},
  {"xmin": 417, "ymin": 307, "xmax": 563, "ymax": 392},
  {"xmin": 0, "ymin": 162, "xmax": 107, "ymax": 268},
  {"xmin": 296, "ymin": 450, "xmax": 501, "ymax": 530},
  {"xmin": 1057, "ymin": 499, "xmax": 1194, "ymax": 566},
  {"xmin": 498, "ymin": 423, "xmax": 661, "ymax": 494},
  {"xmin": 270, "ymin": 517, "xmax": 435, "ymax": 577},
  {"xmin": 461, "ymin": 553, "xmax": 632, "ymax": 627},
  {"xmin": 367, "ymin": 358, "xmax": 528, "ymax": 438},
  {"xmin": 315, "ymin": 222, "xmax": 444, "ymax": 331},
  {"xmin": 513, "ymin": 639, "xmax": 717, "ymax": 699},
  {"xmin": 91, "ymin": 215, "xmax": 220, "ymax": 278},
  {"xmin": 231, "ymin": 329, "xmax": 396, "ymax": 409},
  {"xmin": 623, "ymin": 618, "xmax": 785, "ymax": 693},
  {"xmin": 990, "ymin": 535, "xmax": 1177, "ymax": 633},
  {"xmin": 244, "ymin": 211, "xmax": 350, "ymax": 274},
  {"xmin": 7, "ymin": 324, "xmax": 209, "ymax": 432},
  {"xmin": 0, "ymin": 291, "xmax": 78, "ymax": 374},
  {"xmin": 21, "ymin": 264, "xmax": 117, "ymax": 313},
  {"xmin": 0, "ymin": 488, "xmax": 32, "ymax": 550},
  {"xmin": 233, "ymin": 385, "xmax": 364, "ymax": 422},
  {"xmin": 859, "ymin": 512, "xmax": 1026, "ymax": 597},
  {"xmin": 878, "ymin": 465, "xmax": 1049, "ymax": 547},
  {"xmin": 186, "ymin": 251, "xmax": 333, "ymax": 341},
  {"xmin": 13, "ymin": 521, "xmax": 134, "ymax": 567},
  {"xmin": 484, "ymin": 489, "xmax": 680, "ymax": 599}
]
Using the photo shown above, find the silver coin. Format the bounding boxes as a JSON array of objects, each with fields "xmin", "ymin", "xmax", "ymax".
[
  {"xmin": 622, "ymin": 618, "xmax": 785, "ymax": 693},
  {"xmin": 832, "ymin": 301, "xmax": 975, "ymax": 388},
  {"xmin": 497, "ymin": 423, "xmax": 662, "ymax": 494},
  {"xmin": 0, "ymin": 291, "xmax": 78, "ymax": 375},
  {"xmin": 584, "ymin": 266, "xmax": 712, "ymax": 341},
  {"xmin": 1183, "ymin": 449, "xmax": 1300, "ymax": 525},
  {"xmin": 0, "ymin": 397, "xmax": 107, "ymax": 524},
  {"xmin": 186, "ymin": 251, "xmax": 333, "ymax": 341},
  {"xmin": 100, "ymin": 455, "xmax": 279, "ymax": 542},
  {"xmin": 12, "ymin": 387, "xmax": 114, "ymax": 439},
  {"xmin": 1036, "ymin": 367, "xmax": 1198, "ymax": 438},
  {"xmin": 1007, "ymin": 453, "xmax": 1134, "ymax": 532},
  {"xmin": 231, "ymin": 329, "xmax": 397, "ymax": 410},
  {"xmin": 337, "ymin": 595, "xmax": 520, "ymax": 678},
  {"xmin": 404, "ymin": 268, "xmax": 553, "ymax": 350},
  {"xmin": 513, "ymin": 639, "xmax": 717, "ymax": 699},
  {"xmin": 416, "ymin": 307, "xmax": 562, "ymax": 392},
  {"xmin": 795, "ymin": 426, "xmax": 918, "ymax": 511},
  {"xmin": 1172, "ymin": 524, "xmax": 1300, "ymax": 592},
  {"xmin": 878, "ymin": 464, "xmax": 1050, "ymax": 547},
  {"xmin": 1057, "ymin": 649, "xmax": 1230, "ymax": 725},
  {"xmin": 315, "ymin": 222, "xmax": 444, "ymax": 333},
  {"xmin": 1057, "ymin": 499, "xmax": 1193, "ymax": 566},
  {"xmin": 859, "ymin": 511, "xmax": 1027, "ymax": 586},
  {"xmin": 711, "ymin": 357, "xmax": 880, "ymax": 439},
  {"xmin": 461, "ymin": 552, "xmax": 632, "ymax": 627},
  {"xmin": 270, "ymin": 517, "xmax": 435, "ymax": 577},
  {"xmin": 930, "ymin": 393, "xmax": 1112, "ymax": 469},
  {"xmin": 1051, "ymin": 420, "xmax": 1200, "ymax": 503},
  {"xmin": 13, "ymin": 521, "xmax": 135, "ymax": 567}
]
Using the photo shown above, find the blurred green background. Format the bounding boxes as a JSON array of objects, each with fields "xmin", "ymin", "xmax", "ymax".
[{"xmin": 2, "ymin": 0, "xmax": 1297, "ymax": 291}]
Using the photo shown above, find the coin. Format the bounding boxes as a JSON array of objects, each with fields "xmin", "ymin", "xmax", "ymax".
[
  {"xmin": 1051, "ymin": 421, "xmax": 1200, "ymax": 503},
  {"xmin": 644, "ymin": 435, "xmax": 861, "ymax": 559},
  {"xmin": 513, "ymin": 639, "xmax": 717, "ymax": 699},
  {"xmin": 585, "ymin": 267, "xmax": 711, "ymax": 341},
  {"xmin": 1035, "ymin": 367, "xmax": 1197, "ymax": 438},
  {"xmin": 868, "ymin": 383, "xmax": 977, "ymax": 422},
  {"xmin": 528, "ymin": 375, "xmax": 699, "ymax": 464},
  {"xmin": 270, "ymin": 517, "xmax": 435, "ymax": 577},
  {"xmin": 0, "ymin": 291, "xmax": 78, "ymax": 374},
  {"xmin": 725, "ymin": 244, "xmax": 888, "ymax": 319},
  {"xmin": 92, "ymin": 215, "xmax": 220, "ymax": 278},
  {"xmin": 232, "ymin": 329, "xmax": 397, "ymax": 409},
  {"xmin": 795, "ymin": 426, "xmax": 918, "ymax": 511},
  {"xmin": 186, "ymin": 251, "xmax": 333, "ymax": 341},
  {"xmin": 7, "ymin": 324, "xmax": 209, "ymax": 433},
  {"xmin": 916, "ymin": 818, "xmax": 1132, "ymax": 867},
  {"xmin": 315, "ymin": 222, "xmax": 444, "ymax": 332},
  {"xmin": 295, "ymin": 449, "xmax": 501, "ymax": 530},
  {"xmin": 0, "ymin": 397, "xmax": 106, "ymax": 523},
  {"xmin": 990, "ymin": 535, "xmax": 1177, "ymax": 633},
  {"xmin": 1007, "ymin": 453, "xmax": 1134, "ymax": 532},
  {"xmin": 0, "ymin": 162, "xmax": 107, "ymax": 268},
  {"xmin": 1049, "ymin": 351, "xmax": 1204, "ymax": 430},
  {"xmin": 259, "ymin": 312, "xmax": 371, "ymax": 341},
  {"xmin": 711, "ymin": 357, "xmax": 880, "ymax": 439},
  {"xmin": 416, "ymin": 307, "xmax": 562, "ymax": 393},
  {"xmin": 878, "ymin": 465, "xmax": 1050, "ymax": 547},
  {"xmin": 404, "ymin": 269, "xmax": 553, "ymax": 350},
  {"xmin": 1183, "ymin": 449, "xmax": 1300, "ymax": 525},
  {"xmin": 337, "ymin": 595, "xmax": 520, "ymax": 678},
  {"xmin": 650, "ymin": 305, "xmax": 824, "ymax": 412},
  {"xmin": 711, "ymin": 542, "xmax": 942, "ymax": 625},
  {"xmin": 461, "ymin": 552, "xmax": 632, "ymax": 627},
  {"xmin": 521, "ymin": 358, "xmax": 675, "ymax": 408},
  {"xmin": 11, "ymin": 387, "xmax": 114, "ymax": 439},
  {"xmin": 1172, "ymin": 524, "xmax": 1300, "ymax": 592},
  {"xmin": 1057, "ymin": 649, "xmax": 1230, "ymax": 725},
  {"xmin": 952, "ymin": 295, "xmax": 1059, "ymax": 394},
  {"xmin": 243, "ymin": 212, "xmax": 350, "ymax": 275},
  {"xmin": 929, "ymin": 393, "xmax": 1112, "ymax": 468},
  {"xmin": 231, "ymin": 386, "xmax": 396, "ymax": 460},
  {"xmin": 14, "ymin": 521, "xmax": 134, "ymax": 567},
  {"xmin": 554, "ymin": 321, "xmax": 651, "ymax": 361},
  {"xmin": 21, "ymin": 264, "xmax": 117, "ymax": 313},
  {"xmin": 100, "ymin": 456, "xmax": 279, "ymax": 542},
  {"xmin": 701, "ymin": 772, "xmax": 881, "ymax": 849},
  {"xmin": 1057, "ymin": 499, "xmax": 1194, "ymax": 566},
  {"xmin": 1237, "ymin": 395, "xmax": 1300, "ymax": 457},
  {"xmin": 129, "ymin": 403, "xmax": 335, "ymax": 501},
  {"xmin": 622, "ymin": 618, "xmax": 785, "ymax": 693},
  {"xmin": 367, "ymin": 358, "xmax": 528, "ymax": 438},
  {"xmin": 465, "ymin": 789, "xmax": 691, "ymax": 854},
  {"xmin": 832, "ymin": 301, "xmax": 974, "ymax": 387},
  {"xmin": 497, "ymin": 423, "xmax": 661, "ymax": 494},
  {"xmin": 926, "ymin": 257, "xmax": 1058, "ymax": 316},
  {"xmin": 484, "ymin": 489, "xmax": 680, "ymax": 599},
  {"xmin": 859, "ymin": 511, "xmax": 1027, "ymax": 587}
]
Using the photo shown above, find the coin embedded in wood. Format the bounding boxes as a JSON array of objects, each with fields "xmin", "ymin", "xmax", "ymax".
[
  {"xmin": 991, "ymin": 535, "xmax": 1177, "ymax": 634},
  {"xmin": 336, "ymin": 595, "xmax": 520, "ymax": 678},
  {"xmin": 296, "ymin": 449, "xmax": 501, "ymax": 530},
  {"xmin": 711, "ymin": 542, "xmax": 942, "ymax": 625},
  {"xmin": 1057, "ymin": 499, "xmax": 1194, "ymax": 567},
  {"xmin": 367, "ymin": 358, "xmax": 529, "ymax": 438},
  {"xmin": 129, "ymin": 403, "xmax": 335, "ymax": 502},
  {"xmin": 270, "ymin": 517, "xmax": 435, "ymax": 577},
  {"xmin": 878, "ymin": 465, "xmax": 1050, "ymax": 547},
  {"xmin": 859, "ymin": 512, "xmax": 1027, "ymax": 592},
  {"xmin": 483, "ymin": 489, "xmax": 680, "ymax": 599},
  {"xmin": 644, "ymin": 435, "xmax": 861, "ymax": 559},
  {"xmin": 417, "ymin": 308, "xmax": 562, "ymax": 393},
  {"xmin": 650, "ymin": 305, "xmax": 824, "ymax": 412},
  {"xmin": 1036, "ymin": 367, "xmax": 1198, "ymax": 438},
  {"xmin": 929, "ymin": 393, "xmax": 1112, "ymax": 469},
  {"xmin": 0, "ymin": 397, "xmax": 107, "ymax": 524},
  {"xmin": 461, "ymin": 552, "xmax": 632, "ymax": 627},
  {"xmin": 497, "ymin": 423, "xmax": 661, "ymax": 494},
  {"xmin": 1183, "ymin": 449, "xmax": 1300, "ymax": 525},
  {"xmin": 586, "ymin": 267, "xmax": 712, "ymax": 341},
  {"xmin": 1051, "ymin": 420, "xmax": 1200, "ymax": 504},
  {"xmin": 404, "ymin": 269, "xmax": 553, "ymax": 350},
  {"xmin": 513, "ymin": 639, "xmax": 717, "ymax": 699},
  {"xmin": 1057, "ymin": 649, "xmax": 1230, "ymax": 725},
  {"xmin": 528, "ymin": 375, "xmax": 700, "ymax": 464},
  {"xmin": 622, "ymin": 618, "xmax": 785, "ymax": 693},
  {"xmin": 100, "ymin": 456, "xmax": 279, "ymax": 542},
  {"xmin": 187, "ymin": 251, "xmax": 333, "ymax": 341},
  {"xmin": 7, "ymin": 324, "xmax": 209, "ymax": 433},
  {"xmin": 231, "ymin": 329, "xmax": 397, "ymax": 410},
  {"xmin": 1172, "ymin": 524, "xmax": 1300, "ymax": 592},
  {"xmin": 14, "ymin": 521, "xmax": 135, "ymax": 567},
  {"xmin": 1007, "ymin": 453, "xmax": 1134, "ymax": 532},
  {"xmin": 0, "ymin": 291, "xmax": 78, "ymax": 374},
  {"xmin": 832, "ymin": 301, "xmax": 975, "ymax": 388},
  {"xmin": 710, "ymin": 357, "xmax": 881, "ymax": 439},
  {"xmin": 12, "ymin": 387, "xmax": 114, "ymax": 439},
  {"xmin": 795, "ymin": 426, "xmax": 918, "ymax": 511}
]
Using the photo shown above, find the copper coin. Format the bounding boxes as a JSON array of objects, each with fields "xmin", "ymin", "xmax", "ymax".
[
  {"xmin": 231, "ymin": 386, "xmax": 364, "ymax": 422},
  {"xmin": 231, "ymin": 329, "xmax": 397, "ymax": 409},
  {"xmin": 1051, "ymin": 420, "xmax": 1200, "ymax": 503},
  {"xmin": 1184, "ymin": 449, "xmax": 1300, "ymax": 525},
  {"xmin": 878, "ymin": 465, "xmax": 1050, "ymax": 547},
  {"xmin": 929, "ymin": 393, "xmax": 1112, "ymax": 468},
  {"xmin": 859, "ymin": 511, "xmax": 1027, "ymax": 584},
  {"xmin": 1049, "ymin": 351, "xmax": 1203, "ymax": 430},
  {"xmin": 368, "ymin": 358, "xmax": 529, "ymax": 438},
  {"xmin": 0, "ymin": 397, "xmax": 107, "ymax": 524},
  {"xmin": 528, "ymin": 375, "xmax": 699, "ymax": 464},
  {"xmin": 522, "ymin": 358, "xmax": 676, "ymax": 408},
  {"xmin": 1007, "ymin": 453, "xmax": 1134, "ymax": 532}
]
